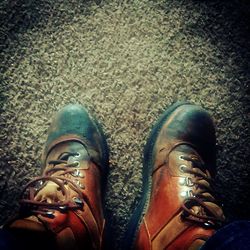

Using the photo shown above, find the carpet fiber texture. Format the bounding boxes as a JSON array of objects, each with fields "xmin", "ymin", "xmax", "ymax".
[{"xmin": 0, "ymin": 0, "xmax": 249, "ymax": 248}]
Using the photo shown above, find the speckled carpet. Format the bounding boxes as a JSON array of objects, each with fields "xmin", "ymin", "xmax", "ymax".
[{"xmin": 0, "ymin": 0, "xmax": 249, "ymax": 248}]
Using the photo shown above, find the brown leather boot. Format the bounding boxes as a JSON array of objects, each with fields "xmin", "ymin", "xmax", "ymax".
[
  {"xmin": 4, "ymin": 104, "xmax": 109, "ymax": 250},
  {"xmin": 124, "ymin": 102, "xmax": 225, "ymax": 250}
]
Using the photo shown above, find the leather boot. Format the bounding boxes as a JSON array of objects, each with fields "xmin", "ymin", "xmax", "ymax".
[
  {"xmin": 124, "ymin": 102, "xmax": 225, "ymax": 250},
  {"xmin": 4, "ymin": 104, "xmax": 109, "ymax": 250}
]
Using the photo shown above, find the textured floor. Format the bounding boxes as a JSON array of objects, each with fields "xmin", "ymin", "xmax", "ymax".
[{"xmin": 0, "ymin": 0, "xmax": 249, "ymax": 248}]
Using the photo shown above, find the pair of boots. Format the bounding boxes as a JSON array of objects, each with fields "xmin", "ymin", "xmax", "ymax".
[{"xmin": 3, "ymin": 102, "xmax": 225, "ymax": 250}]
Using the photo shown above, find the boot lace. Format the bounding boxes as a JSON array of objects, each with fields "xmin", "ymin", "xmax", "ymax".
[
  {"xmin": 19, "ymin": 152, "xmax": 87, "ymax": 218},
  {"xmin": 179, "ymin": 155, "xmax": 224, "ymax": 228}
]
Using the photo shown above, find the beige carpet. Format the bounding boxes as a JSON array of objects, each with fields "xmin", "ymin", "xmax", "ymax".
[{"xmin": 0, "ymin": 0, "xmax": 249, "ymax": 247}]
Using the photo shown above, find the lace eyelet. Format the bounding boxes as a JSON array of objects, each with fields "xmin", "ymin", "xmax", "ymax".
[
  {"xmin": 75, "ymin": 152, "xmax": 81, "ymax": 158},
  {"xmin": 179, "ymin": 164, "xmax": 187, "ymax": 172},
  {"xmin": 186, "ymin": 177, "xmax": 194, "ymax": 187},
  {"xmin": 179, "ymin": 177, "xmax": 194, "ymax": 187},
  {"xmin": 59, "ymin": 206, "xmax": 67, "ymax": 212},
  {"xmin": 74, "ymin": 179, "xmax": 84, "ymax": 189},
  {"xmin": 204, "ymin": 221, "xmax": 213, "ymax": 228},
  {"xmin": 72, "ymin": 169, "xmax": 83, "ymax": 177},
  {"xmin": 179, "ymin": 177, "xmax": 186, "ymax": 185},
  {"xmin": 180, "ymin": 190, "xmax": 194, "ymax": 198},
  {"xmin": 189, "ymin": 190, "xmax": 194, "ymax": 197},
  {"xmin": 74, "ymin": 161, "xmax": 80, "ymax": 167},
  {"xmin": 179, "ymin": 155, "xmax": 185, "ymax": 160},
  {"xmin": 45, "ymin": 211, "xmax": 55, "ymax": 218},
  {"xmin": 73, "ymin": 197, "xmax": 83, "ymax": 205},
  {"xmin": 180, "ymin": 191, "xmax": 188, "ymax": 197}
]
